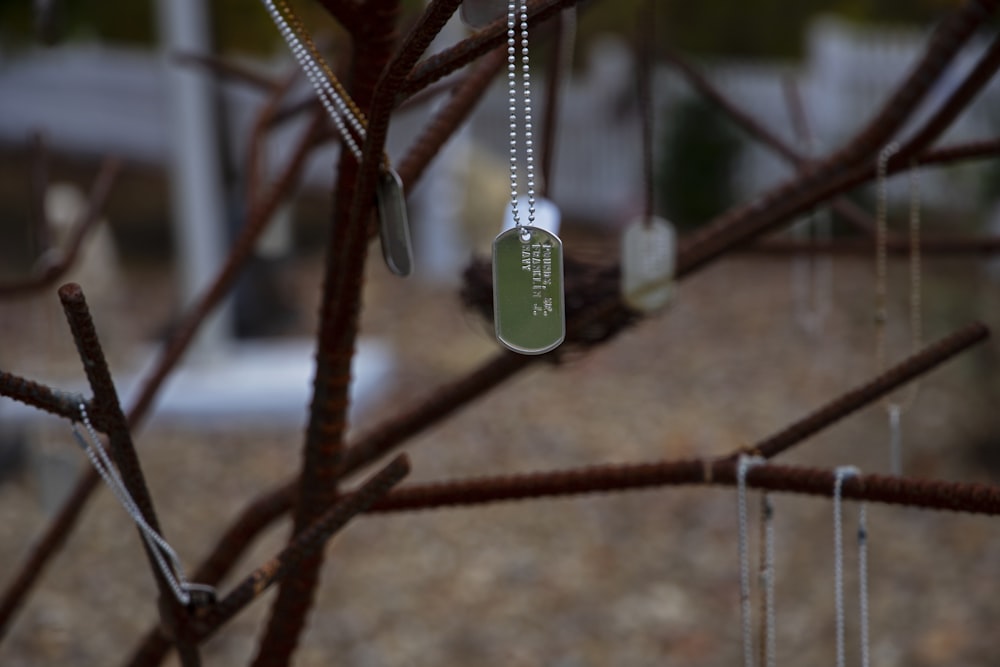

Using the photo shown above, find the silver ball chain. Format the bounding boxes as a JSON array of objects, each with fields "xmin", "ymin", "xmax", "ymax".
[
  {"xmin": 507, "ymin": 0, "xmax": 536, "ymax": 231},
  {"xmin": 737, "ymin": 454, "xmax": 766, "ymax": 667},
  {"xmin": 72, "ymin": 402, "xmax": 215, "ymax": 607},
  {"xmin": 261, "ymin": 0, "xmax": 365, "ymax": 160}
]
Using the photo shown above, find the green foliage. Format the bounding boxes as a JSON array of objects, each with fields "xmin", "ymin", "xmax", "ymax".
[{"xmin": 657, "ymin": 96, "xmax": 743, "ymax": 229}]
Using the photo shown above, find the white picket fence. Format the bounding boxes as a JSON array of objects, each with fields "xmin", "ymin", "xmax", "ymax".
[{"xmin": 466, "ymin": 16, "xmax": 1000, "ymax": 227}]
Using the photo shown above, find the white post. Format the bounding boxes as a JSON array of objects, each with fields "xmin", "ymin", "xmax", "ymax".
[{"xmin": 155, "ymin": 0, "xmax": 230, "ymax": 360}]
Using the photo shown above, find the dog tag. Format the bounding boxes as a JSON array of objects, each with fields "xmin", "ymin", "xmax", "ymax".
[
  {"xmin": 376, "ymin": 168, "xmax": 413, "ymax": 277},
  {"xmin": 621, "ymin": 215, "xmax": 676, "ymax": 312},
  {"xmin": 492, "ymin": 226, "xmax": 565, "ymax": 354},
  {"xmin": 460, "ymin": 0, "xmax": 507, "ymax": 28}
]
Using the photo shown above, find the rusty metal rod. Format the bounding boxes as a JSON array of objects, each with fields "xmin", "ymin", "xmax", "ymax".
[
  {"xmin": 369, "ymin": 459, "xmax": 1000, "ymax": 516},
  {"xmin": 396, "ymin": 46, "xmax": 506, "ymax": 192},
  {"xmin": 0, "ymin": 371, "xmax": 96, "ymax": 426},
  {"xmin": 191, "ymin": 455, "xmax": 409, "ymax": 641},
  {"xmin": 0, "ymin": 113, "xmax": 325, "ymax": 642},
  {"xmin": 750, "ymin": 322, "xmax": 988, "ymax": 459},
  {"xmin": 401, "ymin": 0, "xmax": 583, "ymax": 99},
  {"xmin": 57, "ymin": 284, "xmax": 201, "ymax": 664},
  {"xmin": 251, "ymin": 0, "xmax": 401, "ymax": 661}
]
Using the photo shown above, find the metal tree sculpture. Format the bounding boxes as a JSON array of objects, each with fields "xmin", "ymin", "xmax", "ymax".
[{"xmin": 2, "ymin": 0, "xmax": 1000, "ymax": 665}]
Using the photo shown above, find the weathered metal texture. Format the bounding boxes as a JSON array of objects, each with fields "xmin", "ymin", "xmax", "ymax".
[
  {"xmin": 0, "ymin": 2, "xmax": 999, "ymax": 665},
  {"xmin": 369, "ymin": 459, "xmax": 1000, "ymax": 516},
  {"xmin": 0, "ymin": 111, "xmax": 326, "ymax": 644},
  {"xmin": 58, "ymin": 284, "xmax": 202, "ymax": 664},
  {"xmin": 250, "ymin": 0, "xmax": 403, "ymax": 662},
  {"xmin": 194, "ymin": 456, "xmax": 409, "ymax": 642}
]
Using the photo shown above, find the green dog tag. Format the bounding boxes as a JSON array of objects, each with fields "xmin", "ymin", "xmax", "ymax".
[{"xmin": 492, "ymin": 226, "xmax": 565, "ymax": 355}]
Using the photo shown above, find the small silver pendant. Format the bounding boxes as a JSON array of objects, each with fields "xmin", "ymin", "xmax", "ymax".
[
  {"xmin": 375, "ymin": 168, "xmax": 413, "ymax": 277},
  {"xmin": 621, "ymin": 215, "xmax": 677, "ymax": 312},
  {"xmin": 492, "ymin": 226, "xmax": 565, "ymax": 355},
  {"xmin": 460, "ymin": 0, "xmax": 507, "ymax": 28}
]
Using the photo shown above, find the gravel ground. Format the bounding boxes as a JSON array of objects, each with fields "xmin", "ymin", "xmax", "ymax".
[{"xmin": 1, "ymin": 247, "xmax": 999, "ymax": 666}]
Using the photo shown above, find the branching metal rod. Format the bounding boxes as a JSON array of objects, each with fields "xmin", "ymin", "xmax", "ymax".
[
  {"xmin": 251, "ymin": 0, "xmax": 401, "ymax": 661},
  {"xmin": 368, "ymin": 459, "xmax": 1000, "ymax": 516},
  {"xmin": 0, "ymin": 371, "xmax": 96, "ymax": 426},
  {"xmin": 190, "ymin": 455, "xmax": 409, "ymax": 642},
  {"xmin": 401, "ymin": 0, "xmax": 583, "ymax": 99},
  {"xmin": 0, "ymin": 112, "xmax": 325, "ymax": 641},
  {"xmin": 57, "ymin": 284, "xmax": 201, "ymax": 663},
  {"xmin": 395, "ymin": 46, "xmax": 506, "ymax": 192}
]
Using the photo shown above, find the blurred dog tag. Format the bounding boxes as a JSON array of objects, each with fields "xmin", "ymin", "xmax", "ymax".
[
  {"xmin": 460, "ymin": 0, "xmax": 507, "ymax": 28},
  {"xmin": 621, "ymin": 215, "xmax": 676, "ymax": 312},
  {"xmin": 376, "ymin": 168, "xmax": 413, "ymax": 277},
  {"xmin": 493, "ymin": 226, "xmax": 565, "ymax": 354}
]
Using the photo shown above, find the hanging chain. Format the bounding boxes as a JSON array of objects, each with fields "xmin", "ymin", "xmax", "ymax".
[
  {"xmin": 72, "ymin": 402, "xmax": 215, "ymax": 607},
  {"xmin": 261, "ymin": 0, "xmax": 388, "ymax": 166},
  {"xmin": 758, "ymin": 493, "xmax": 776, "ymax": 667},
  {"xmin": 737, "ymin": 454, "xmax": 766, "ymax": 667},
  {"xmin": 875, "ymin": 144, "xmax": 922, "ymax": 403},
  {"xmin": 874, "ymin": 142, "xmax": 898, "ymax": 375},
  {"xmin": 833, "ymin": 465, "xmax": 865, "ymax": 667},
  {"xmin": 857, "ymin": 500, "xmax": 870, "ymax": 667},
  {"xmin": 875, "ymin": 144, "xmax": 922, "ymax": 474},
  {"xmin": 507, "ymin": 0, "xmax": 536, "ymax": 232}
]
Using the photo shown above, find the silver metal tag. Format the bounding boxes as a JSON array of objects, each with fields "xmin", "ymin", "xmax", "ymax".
[
  {"xmin": 376, "ymin": 168, "xmax": 413, "ymax": 277},
  {"xmin": 492, "ymin": 226, "xmax": 565, "ymax": 355},
  {"xmin": 460, "ymin": 0, "xmax": 507, "ymax": 28},
  {"xmin": 621, "ymin": 215, "xmax": 676, "ymax": 312}
]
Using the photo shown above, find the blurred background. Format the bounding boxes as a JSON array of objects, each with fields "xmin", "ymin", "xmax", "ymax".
[{"xmin": 1, "ymin": 1, "xmax": 1000, "ymax": 665}]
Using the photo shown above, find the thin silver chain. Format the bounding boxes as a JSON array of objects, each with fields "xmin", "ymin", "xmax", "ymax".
[
  {"xmin": 737, "ymin": 454, "xmax": 766, "ymax": 667},
  {"xmin": 875, "ymin": 142, "xmax": 922, "ymax": 475},
  {"xmin": 858, "ymin": 501, "xmax": 870, "ymax": 667},
  {"xmin": 761, "ymin": 494, "xmax": 776, "ymax": 667},
  {"xmin": 261, "ymin": 0, "xmax": 365, "ymax": 160},
  {"xmin": 507, "ymin": 0, "xmax": 536, "ymax": 230},
  {"xmin": 833, "ymin": 465, "xmax": 860, "ymax": 667},
  {"xmin": 72, "ymin": 402, "xmax": 215, "ymax": 607}
]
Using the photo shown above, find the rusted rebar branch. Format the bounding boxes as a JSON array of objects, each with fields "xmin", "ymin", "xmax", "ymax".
[
  {"xmin": 900, "ymin": 32, "xmax": 1000, "ymax": 159},
  {"xmin": 0, "ymin": 156, "xmax": 122, "ymax": 299},
  {"xmin": 400, "ymin": 0, "xmax": 583, "ymax": 99},
  {"xmin": 123, "ymin": 482, "xmax": 293, "ymax": 667},
  {"xmin": 0, "ymin": 371, "xmax": 95, "ymax": 426},
  {"xmin": 245, "ymin": 70, "xmax": 300, "ymax": 215},
  {"xmin": 350, "ymin": 0, "xmax": 465, "ymax": 241},
  {"xmin": 0, "ymin": 112, "xmax": 325, "ymax": 643},
  {"xmin": 57, "ymin": 284, "xmax": 200, "ymax": 663},
  {"xmin": 369, "ymin": 459, "xmax": 1000, "ymax": 516},
  {"xmin": 918, "ymin": 136, "xmax": 1000, "ymax": 164},
  {"xmin": 539, "ymin": 11, "xmax": 567, "ymax": 197},
  {"xmin": 750, "ymin": 322, "xmax": 988, "ymax": 459},
  {"xmin": 190, "ymin": 455, "xmax": 409, "ymax": 641},
  {"xmin": 129, "ymin": 317, "xmax": 986, "ymax": 667},
  {"xmin": 396, "ymin": 46, "xmax": 506, "ymax": 191},
  {"xmin": 251, "ymin": 0, "xmax": 400, "ymax": 661}
]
